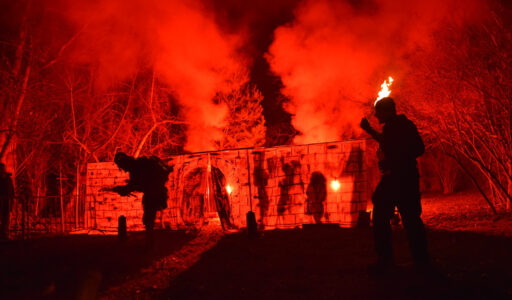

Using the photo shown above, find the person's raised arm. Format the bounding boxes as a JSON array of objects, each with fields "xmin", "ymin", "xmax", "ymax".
[
  {"xmin": 112, "ymin": 185, "xmax": 133, "ymax": 196},
  {"xmin": 360, "ymin": 118, "xmax": 382, "ymax": 143}
]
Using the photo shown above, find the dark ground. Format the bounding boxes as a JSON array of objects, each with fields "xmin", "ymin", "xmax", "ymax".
[
  {"xmin": 0, "ymin": 231, "xmax": 194, "ymax": 299},
  {"xmin": 1, "ymin": 192, "xmax": 512, "ymax": 299},
  {"xmin": 161, "ymin": 226, "xmax": 512, "ymax": 300}
]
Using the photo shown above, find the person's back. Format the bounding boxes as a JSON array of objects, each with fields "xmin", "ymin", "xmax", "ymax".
[
  {"xmin": 127, "ymin": 157, "xmax": 160, "ymax": 192},
  {"xmin": 380, "ymin": 114, "xmax": 424, "ymax": 173},
  {"xmin": 132, "ymin": 157, "xmax": 170, "ymax": 190},
  {"xmin": 130, "ymin": 156, "xmax": 170, "ymax": 210}
]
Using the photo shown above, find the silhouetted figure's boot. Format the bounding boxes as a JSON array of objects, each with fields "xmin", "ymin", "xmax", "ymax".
[
  {"xmin": 118, "ymin": 215, "xmax": 127, "ymax": 241},
  {"xmin": 246, "ymin": 211, "xmax": 257, "ymax": 238}
]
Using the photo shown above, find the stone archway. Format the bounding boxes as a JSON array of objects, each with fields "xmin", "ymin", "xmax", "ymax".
[{"xmin": 181, "ymin": 167, "xmax": 207, "ymax": 226}]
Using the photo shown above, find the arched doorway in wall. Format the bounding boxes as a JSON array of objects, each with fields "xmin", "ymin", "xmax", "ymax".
[
  {"xmin": 181, "ymin": 167, "xmax": 208, "ymax": 227},
  {"xmin": 180, "ymin": 163, "xmax": 233, "ymax": 229}
]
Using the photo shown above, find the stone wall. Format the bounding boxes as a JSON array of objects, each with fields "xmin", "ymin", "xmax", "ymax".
[{"xmin": 85, "ymin": 139, "xmax": 369, "ymax": 232}]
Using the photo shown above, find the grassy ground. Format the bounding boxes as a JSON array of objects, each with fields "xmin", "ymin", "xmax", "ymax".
[
  {"xmin": 1, "ymin": 191, "xmax": 511, "ymax": 299},
  {"xmin": 0, "ymin": 231, "xmax": 194, "ymax": 299},
  {"xmin": 422, "ymin": 191, "xmax": 512, "ymax": 236}
]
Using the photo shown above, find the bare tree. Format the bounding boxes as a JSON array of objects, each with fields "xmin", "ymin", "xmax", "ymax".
[
  {"xmin": 215, "ymin": 83, "xmax": 266, "ymax": 150},
  {"xmin": 404, "ymin": 4, "xmax": 512, "ymax": 212}
]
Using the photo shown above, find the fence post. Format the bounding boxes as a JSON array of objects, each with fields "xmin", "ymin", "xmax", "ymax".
[
  {"xmin": 60, "ymin": 164, "xmax": 65, "ymax": 233},
  {"xmin": 75, "ymin": 163, "xmax": 80, "ymax": 229},
  {"xmin": 21, "ymin": 195, "xmax": 25, "ymax": 239},
  {"xmin": 245, "ymin": 149, "xmax": 257, "ymax": 237}
]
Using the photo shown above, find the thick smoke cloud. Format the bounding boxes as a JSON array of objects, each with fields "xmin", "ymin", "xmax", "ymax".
[
  {"xmin": 266, "ymin": 0, "xmax": 487, "ymax": 144},
  {"xmin": 61, "ymin": 0, "xmax": 249, "ymax": 151}
]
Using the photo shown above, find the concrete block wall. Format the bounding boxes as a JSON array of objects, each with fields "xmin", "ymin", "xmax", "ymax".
[
  {"xmin": 85, "ymin": 139, "xmax": 368, "ymax": 232},
  {"xmin": 86, "ymin": 163, "xmax": 146, "ymax": 231}
]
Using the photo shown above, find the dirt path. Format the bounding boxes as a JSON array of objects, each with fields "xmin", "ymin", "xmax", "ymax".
[{"xmin": 99, "ymin": 226, "xmax": 224, "ymax": 299}]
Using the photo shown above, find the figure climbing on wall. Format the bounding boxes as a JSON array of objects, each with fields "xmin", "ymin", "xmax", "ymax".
[{"xmin": 107, "ymin": 152, "xmax": 172, "ymax": 247}]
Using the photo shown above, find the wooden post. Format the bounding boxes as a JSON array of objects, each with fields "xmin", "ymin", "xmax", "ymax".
[
  {"xmin": 508, "ymin": 161, "xmax": 511, "ymax": 211},
  {"xmin": 118, "ymin": 215, "xmax": 127, "ymax": 240},
  {"xmin": 245, "ymin": 149, "xmax": 257, "ymax": 238},
  {"xmin": 60, "ymin": 164, "xmax": 65, "ymax": 233},
  {"xmin": 246, "ymin": 149, "xmax": 253, "ymax": 211},
  {"xmin": 75, "ymin": 162, "xmax": 80, "ymax": 229},
  {"xmin": 35, "ymin": 186, "xmax": 40, "ymax": 217},
  {"xmin": 21, "ymin": 194, "xmax": 25, "ymax": 239},
  {"xmin": 206, "ymin": 153, "xmax": 211, "ymax": 212}
]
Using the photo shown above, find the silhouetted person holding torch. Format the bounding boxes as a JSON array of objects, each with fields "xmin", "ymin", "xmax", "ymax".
[
  {"xmin": 109, "ymin": 152, "xmax": 172, "ymax": 247},
  {"xmin": 360, "ymin": 97, "xmax": 430, "ymax": 273}
]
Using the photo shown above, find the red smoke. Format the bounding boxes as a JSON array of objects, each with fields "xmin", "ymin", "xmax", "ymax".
[
  {"xmin": 266, "ymin": 0, "xmax": 487, "ymax": 144},
  {"xmin": 20, "ymin": 0, "xmax": 491, "ymax": 150},
  {"xmin": 60, "ymin": 0, "xmax": 250, "ymax": 151}
]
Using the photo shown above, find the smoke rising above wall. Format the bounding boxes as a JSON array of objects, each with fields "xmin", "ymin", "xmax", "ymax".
[
  {"xmin": 61, "ymin": 0, "xmax": 250, "ymax": 152},
  {"xmin": 266, "ymin": 0, "xmax": 487, "ymax": 144}
]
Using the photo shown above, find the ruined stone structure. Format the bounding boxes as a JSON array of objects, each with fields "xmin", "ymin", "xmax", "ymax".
[{"xmin": 85, "ymin": 140, "xmax": 369, "ymax": 232}]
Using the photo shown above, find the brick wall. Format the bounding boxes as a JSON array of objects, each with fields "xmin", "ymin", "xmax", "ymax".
[{"xmin": 86, "ymin": 139, "xmax": 369, "ymax": 232}]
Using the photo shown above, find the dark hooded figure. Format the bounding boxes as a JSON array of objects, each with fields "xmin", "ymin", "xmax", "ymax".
[
  {"xmin": 111, "ymin": 152, "xmax": 172, "ymax": 245},
  {"xmin": 0, "ymin": 163, "xmax": 14, "ymax": 240},
  {"xmin": 360, "ymin": 97, "xmax": 429, "ymax": 273}
]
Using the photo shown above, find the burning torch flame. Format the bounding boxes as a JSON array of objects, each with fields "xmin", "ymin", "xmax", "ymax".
[
  {"xmin": 374, "ymin": 76, "xmax": 394, "ymax": 106},
  {"xmin": 226, "ymin": 184, "xmax": 233, "ymax": 195}
]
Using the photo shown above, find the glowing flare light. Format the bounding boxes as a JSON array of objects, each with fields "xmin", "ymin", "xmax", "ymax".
[
  {"xmin": 330, "ymin": 180, "xmax": 340, "ymax": 191},
  {"xmin": 226, "ymin": 184, "xmax": 233, "ymax": 194},
  {"xmin": 374, "ymin": 76, "xmax": 394, "ymax": 106}
]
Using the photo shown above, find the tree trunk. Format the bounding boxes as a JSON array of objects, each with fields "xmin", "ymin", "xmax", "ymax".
[
  {"xmin": 508, "ymin": 161, "xmax": 512, "ymax": 211},
  {"xmin": 0, "ymin": 63, "xmax": 31, "ymax": 161}
]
